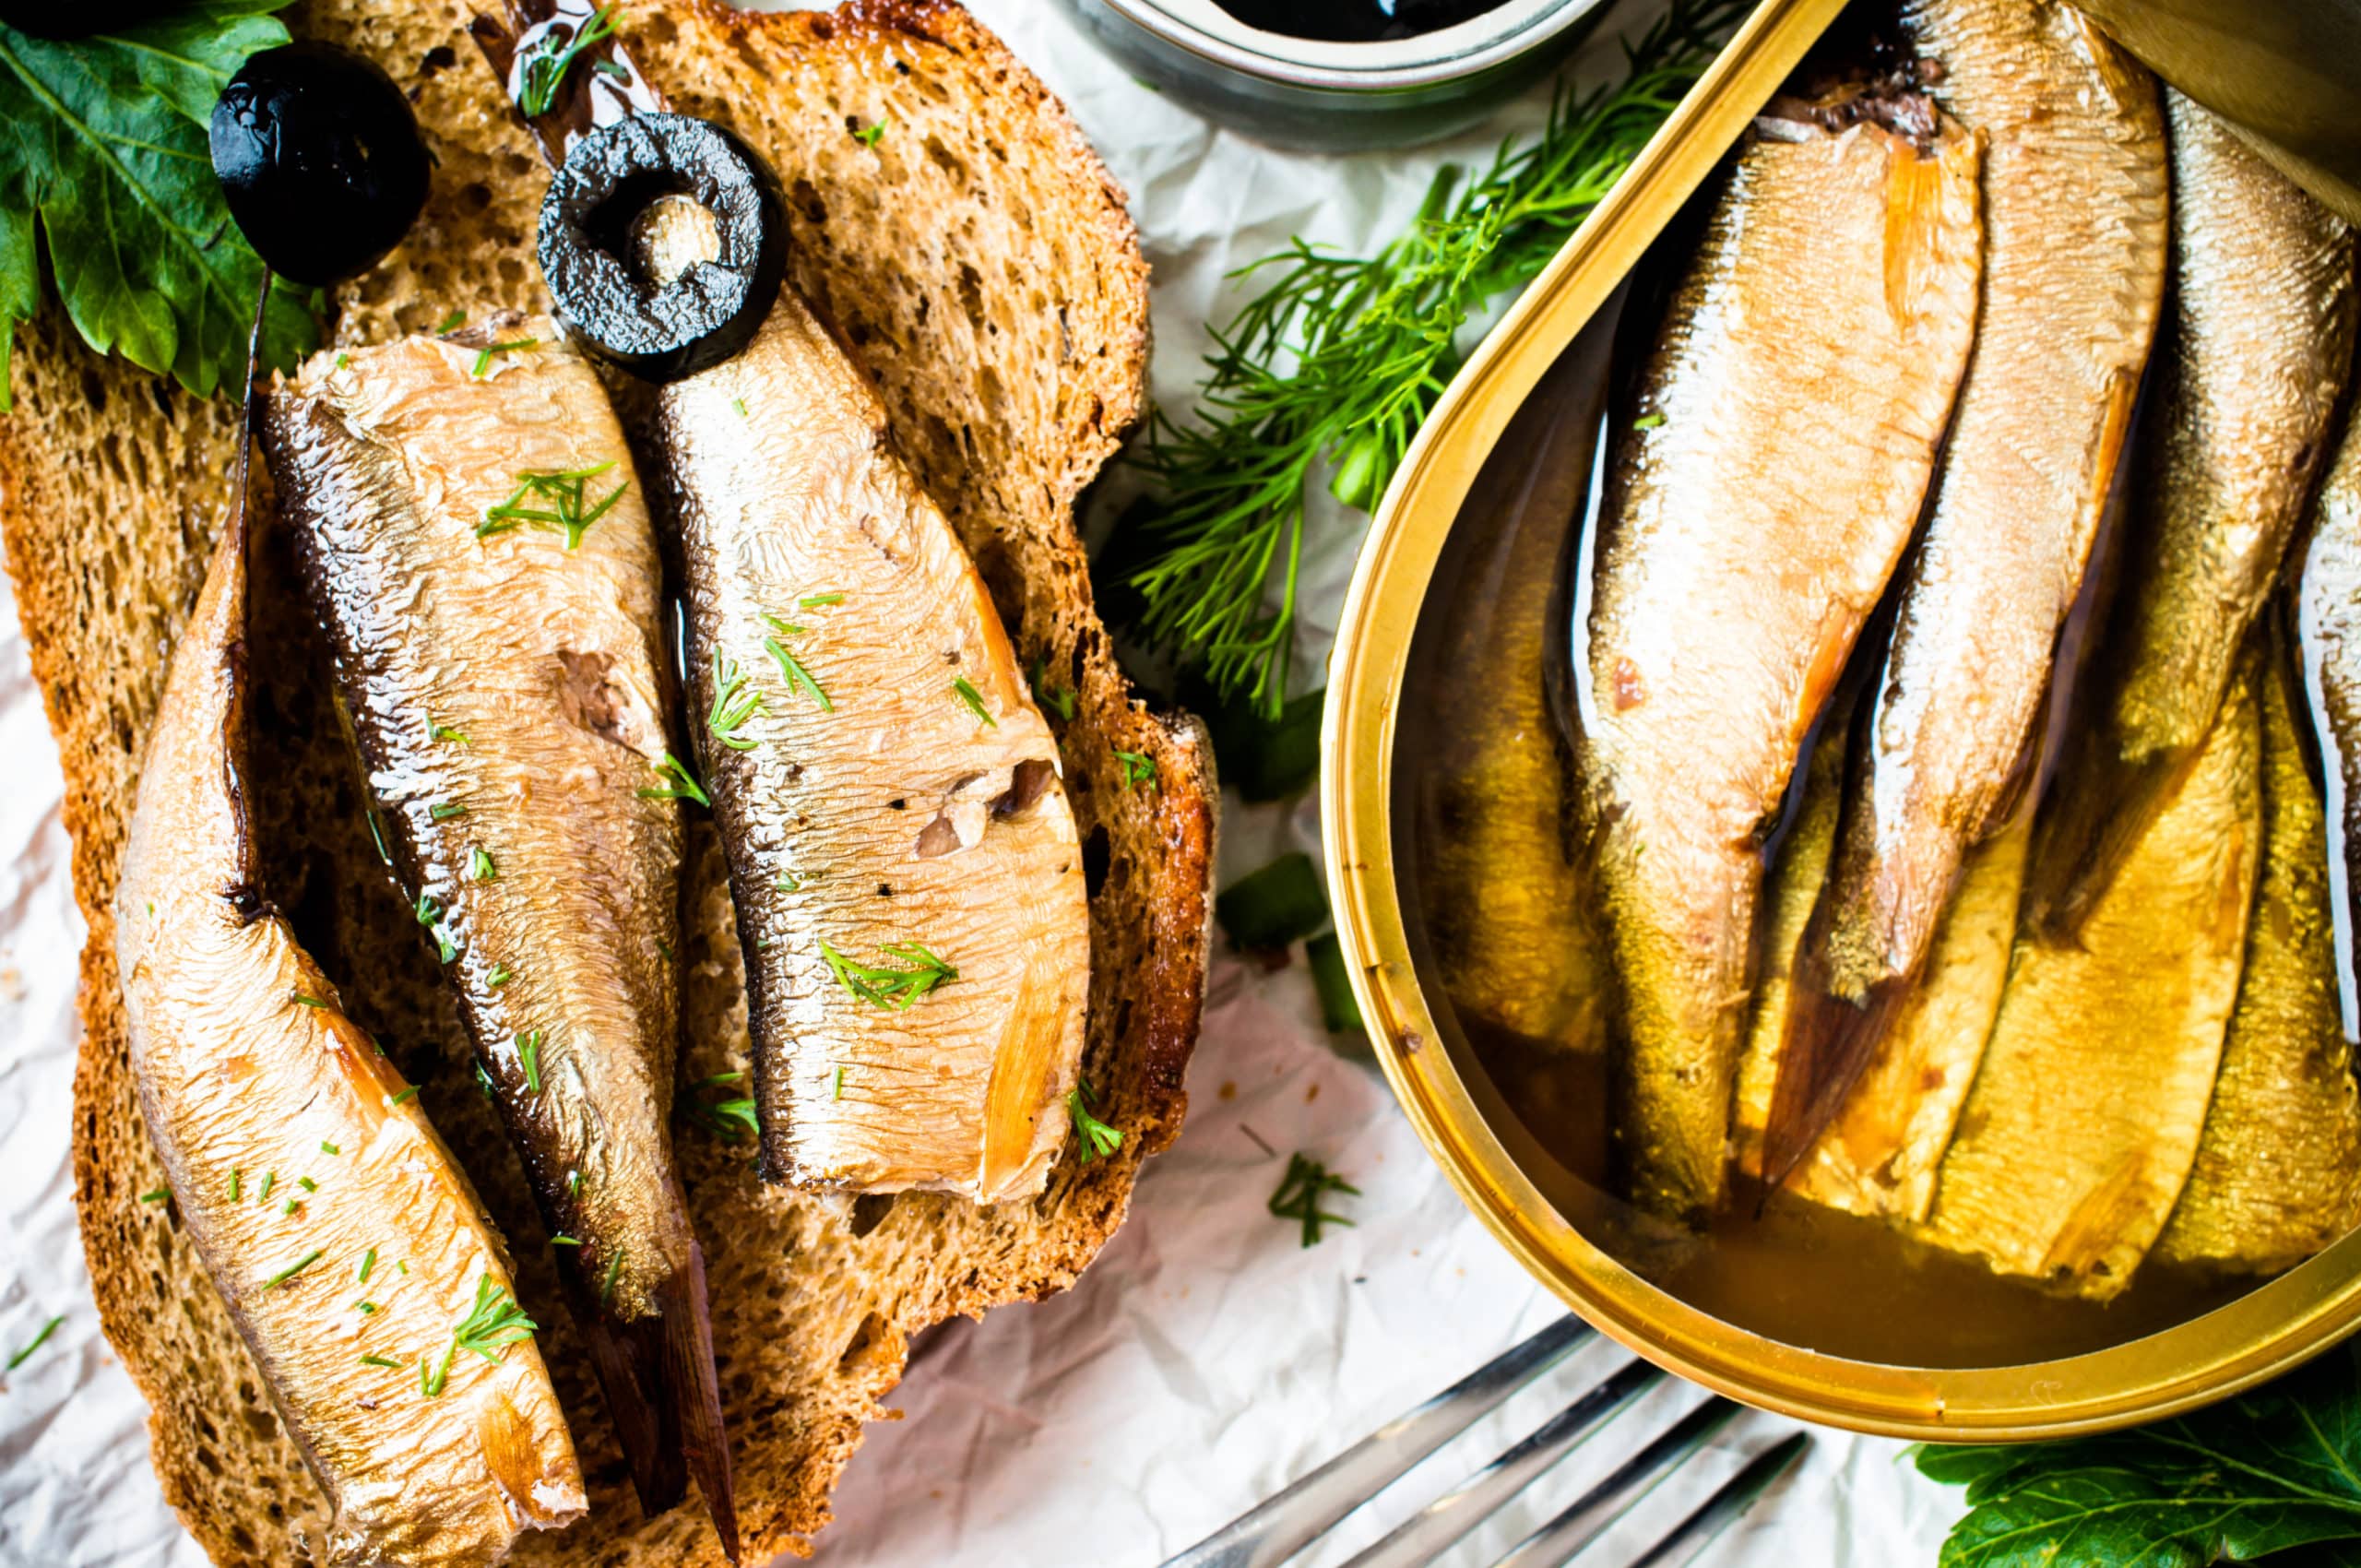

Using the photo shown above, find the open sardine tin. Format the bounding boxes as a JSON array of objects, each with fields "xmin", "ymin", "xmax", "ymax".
[{"xmin": 1323, "ymin": 0, "xmax": 2361, "ymax": 1438}]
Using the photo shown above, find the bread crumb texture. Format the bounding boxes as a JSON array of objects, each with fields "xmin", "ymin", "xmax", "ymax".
[{"xmin": 0, "ymin": 3, "xmax": 1211, "ymax": 1561}]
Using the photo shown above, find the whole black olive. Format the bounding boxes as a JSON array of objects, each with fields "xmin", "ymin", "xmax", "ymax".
[
  {"xmin": 537, "ymin": 113, "xmax": 787, "ymax": 383},
  {"xmin": 0, "ymin": 0, "xmax": 179, "ymax": 39},
  {"xmin": 209, "ymin": 42, "xmax": 432, "ymax": 288}
]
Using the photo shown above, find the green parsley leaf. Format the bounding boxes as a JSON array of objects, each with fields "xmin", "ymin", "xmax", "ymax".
[
  {"xmin": 1917, "ymin": 1348, "xmax": 2361, "ymax": 1566},
  {"xmin": 0, "ymin": 6, "xmax": 319, "ymax": 407},
  {"xmin": 1065, "ymin": 1076, "xmax": 1121, "ymax": 1163}
]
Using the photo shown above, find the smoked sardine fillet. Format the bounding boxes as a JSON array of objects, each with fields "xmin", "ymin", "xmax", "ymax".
[
  {"xmin": 116, "ymin": 516, "xmax": 585, "ymax": 1567},
  {"xmin": 1764, "ymin": 0, "xmax": 2170, "ymax": 1191},
  {"xmin": 1735, "ymin": 710, "xmax": 2028, "ymax": 1225},
  {"xmin": 261, "ymin": 321, "xmax": 733, "ymax": 1553},
  {"xmin": 637, "ymin": 201, "xmax": 1089, "ymax": 1203},
  {"xmin": 2155, "ymin": 647, "xmax": 2361, "ymax": 1273},
  {"xmin": 1916, "ymin": 660, "xmax": 2260, "ymax": 1301},
  {"xmin": 1580, "ymin": 86, "xmax": 1983, "ymax": 1220},
  {"xmin": 2030, "ymin": 89, "xmax": 2358, "ymax": 936}
]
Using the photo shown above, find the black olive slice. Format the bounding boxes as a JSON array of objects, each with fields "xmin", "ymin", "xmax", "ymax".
[
  {"xmin": 209, "ymin": 42, "xmax": 432, "ymax": 288},
  {"xmin": 536, "ymin": 113, "xmax": 787, "ymax": 383}
]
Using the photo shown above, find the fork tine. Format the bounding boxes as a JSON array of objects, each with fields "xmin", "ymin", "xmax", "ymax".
[
  {"xmin": 1621, "ymin": 1432, "xmax": 1812, "ymax": 1568},
  {"xmin": 1486, "ymin": 1396, "xmax": 1743, "ymax": 1568},
  {"xmin": 1336, "ymin": 1359, "xmax": 1666, "ymax": 1568},
  {"xmin": 1159, "ymin": 1316, "xmax": 1596, "ymax": 1568}
]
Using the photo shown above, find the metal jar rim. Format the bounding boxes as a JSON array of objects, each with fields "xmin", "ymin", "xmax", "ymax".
[{"xmin": 1096, "ymin": 0, "xmax": 1607, "ymax": 90}]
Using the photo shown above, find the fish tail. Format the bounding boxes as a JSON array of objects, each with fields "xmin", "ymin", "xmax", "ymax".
[
  {"xmin": 573, "ymin": 1247, "xmax": 739, "ymax": 1561},
  {"xmin": 666, "ymin": 1240, "xmax": 740, "ymax": 1564},
  {"xmin": 1757, "ymin": 943, "xmax": 1913, "ymax": 1194},
  {"xmin": 2024, "ymin": 749, "xmax": 2185, "ymax": 944}
]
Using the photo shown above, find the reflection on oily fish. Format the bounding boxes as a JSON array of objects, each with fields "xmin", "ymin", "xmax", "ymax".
[
  {"xmin": 1915, "ymin": 656, "xmax": 2261, "ymax": 1302},
  {"xmin": 1760, "ymin": 0, "xmax": 2170, "ymax": 1196},
  {"xmin": 113, "ymin": 516, "xmax": 583, "ymax": 1567},
  {"xmin": 2155, "ymin": 644, "xmax": 2361, "ymax": 1274},
  {"xmin": 1580, "ymin": 64, "xmax": 1983, "ymax": 1222},
  {"xmin": 259, "ymin": 320, "xmax": 732, "ymax": 1548},
  {"xmin": 2028, "ymin": 87, "xmax": 2358, "ymax": 938},
  {"xmin": 2296, "ymin": 360, "xmax": 2361, "ymax": 1039}
]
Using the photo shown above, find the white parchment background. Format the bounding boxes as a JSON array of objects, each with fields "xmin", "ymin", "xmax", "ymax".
[{"xmin": 0, "ymin": 1, "xmax": 1967, "ymax": 1562}]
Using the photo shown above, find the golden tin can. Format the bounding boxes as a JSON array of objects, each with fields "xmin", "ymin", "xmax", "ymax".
[{"xmin": 1322, "ymin": 0, "xmax": 2361, "ymax": 1438}]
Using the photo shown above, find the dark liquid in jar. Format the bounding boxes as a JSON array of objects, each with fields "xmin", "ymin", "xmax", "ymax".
[{"xmin": 1212, "ymin": 0, "xmax": 1513, "ymax": 44}]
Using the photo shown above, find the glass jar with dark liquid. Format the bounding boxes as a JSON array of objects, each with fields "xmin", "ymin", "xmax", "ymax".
[{"xmin": 1213, "ymin": 0, "xmax": 1513, "ymax": 43}]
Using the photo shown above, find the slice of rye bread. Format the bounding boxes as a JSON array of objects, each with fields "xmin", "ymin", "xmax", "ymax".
[{"xmin": 0, "ymin": 2, "xmax": 1214, "ymax": 1562}]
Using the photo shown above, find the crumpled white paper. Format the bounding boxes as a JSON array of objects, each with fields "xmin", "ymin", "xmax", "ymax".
[{"xmin": 0, "ymin": 2, "xmax": 1968, "ymax": 1562}]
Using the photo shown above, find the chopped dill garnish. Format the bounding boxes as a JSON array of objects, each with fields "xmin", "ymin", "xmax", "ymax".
[
  {"xmin": 264, "ymin": 1249, "xmax": 324, "ymax": 1289},
  {"xmin": 516, "ymin": 3, "xmax": 620, "ymax": 117},
  {"xmin": 732, "ymin": 397, "xmax": 749, "ymax": 418},
  {"xmin": 436, "ymin": 309, "xmax": 466, "ymax": 334},
  {"xmin": 600, "ymin": 1249, "xmax": 623, "ymax": 1303},
  {"xmin": 321, "ymin": 1141, "xmax": 340, "ymax": 1156},
  {"xmin": 1268, "ymin": 1152, "xmax": 1359, "ymax": 1247},
  {"xmin": 282, "ymin": 1198, "xmax": 299, "ymax": 1216},
  {"xmin": 854, "ymin": 116, "xmax": 890, "ymax": 147},
  {"xmin": 656, "ymin": 936, "xmax": 673, "ymax": 963},
  {"xmin": 517, "ymin": 1030, "xmax": 544, "ymax": 1095},
  {"xmin": 566, "ymin": 1170, "xmax": 581, "ymax": 1198},
  {"xmin": 1115, "ymin": 749, "xmax": 1158, "ymax": 790},
  {"xmin": 1066, "ymin": 1076, "xmax": 1121, "ymax": 1163},
  {"xmin": 390, "ymin": 1086, "xmax": 418, "ymax": 1105},
  {"xmin": 289, "ymin": 992, "xmax": 327, "ymax": 1009},
  {"xmin": 414, "ymin": 893, "xmax": 458, "ymax": 964},
  {"xmin": 359, "ymin": 1248, "xmax": 376, "ymax": 1284},
  {"xmin": 637, "ymin": 749, "xmax": 710, "ymax": 807},
  {"xmin": 334, "ymin": 351, "xmax": 350, "ymax": 371},
  {"xmin": 365, "ymin": 807, "xmax": 392, "ymax": 866},
  {"xmin": 832, "ymin": 1063, "xmax": 846, "ymax": 1101},
  {"xmin": 1122, "ymin": 0, "xmax": 1747, "ymax": 716},
  {"xmin": 6, "ymin": 1316, "xmax": 62, "ymax": 1372},
  {"xmin": 469, "ymin": 847, "xmax": 497, "ymax": 883},
  {"xmin": 297, "ymin": 1176, "xmax": 317, "ymax": 1193},
  {"xmin": 706, "ymin": 650, "xmax": 766, "ymax": 753},
  {"xmin": 431, "ymin": 719, "xmax": 470, "ymax": 745},
  {"xmin": 424, "ymin": 1276, "xmax": 539, "ymax": 1398},
  {"xmin": 819, "ymin": 939, "xmax": 957, "ymax": 1010},
  {"xmin": 486, "ymin": 963, "xmax": 513, "ymax": 989},
  {"xmin": 255, "ymin": 1171, "xmax": 276, "ymax": 1203},
  {"xmin": 762, "ymin": 614, "xmax": 833, "ymax": 711},
  {"xmin": 1028, "ymin": 657, "xmax": 1076, "ymax": 722},
  {"xmin": 1631, "ymin": 411, "xmax": 1666, "ymax": 430},
  {"xmin": 951, "ymin": 676, "xmax": 996, "ymax": 728},
  {"xmin": 361, "ymin": 1354, "xmax": 404, "ymax": 1370},
  {"xmin": 477, "ymin": 461, "xmax": 629, "ymax": 549},
  {"xmin": 470, "ymin": 337, "xmax": 539, "ymax": 378},
  {"xmin": 229, "ymin": 1169, "xmax": 241, "ymax": 1202},
  {"xmin": 800, "ymin": 591, "xmax": 843, "ymax": 608},
  {"xmin": 138, "ymin": 1186, "xmax": 169, "ymax": 1205},
  {"xmin": 552, "ymin": 1234, "xmax": 581, "ymax": 1247},
  {"xmin": 692, "ymin": 1090, "xmax": 759, "ymax": 1144},
  {"xmin": 429, "ymin": 801, "xmax": 468, "ymax": 822},
  {"xmin": 354, "ymin": 1300, "xmax": 377, "ymax": 1315},
  {"xmin": 475, "ymin": 1061, "xmax": 496, "ymax": 1101}
]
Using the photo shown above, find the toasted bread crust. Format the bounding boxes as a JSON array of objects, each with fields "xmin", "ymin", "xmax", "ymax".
[{"xmin": 4, "ymin": 4, "xmax": 1208, "ymax": 1562}]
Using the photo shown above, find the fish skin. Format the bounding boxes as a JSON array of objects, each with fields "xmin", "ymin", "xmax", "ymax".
[
  {"xmin": 2155, "ymin": 645, "xmax": 2361, "ymax": 1273},
  {"xmin": 1580, "ymin": 97, "xmax": 1983, "ymax": 1221},
  {"xmin": 2297, "ymin": 365, "xmax": 2361, "ymax": 1040},
  {"xmin": 260, "ymin": 321, "xmax": 735, "ymax": 1553},
  {"xmin": 115, "ymin": 517, "xmax": 585, "ymax": 1567},
  {"xmin": 1916, "ymin": 655, "xmax": 2260, "ymax": 1301},
  {"xmin": 640, "ymin": 208, "xmax": 1089, "ymax": 1204},
  {"xmin": 1762, "ymin": 0, "xmax": 2169, "ymax": 1192},
  {"xmin": 2029, "ymin": 89, "xmax": 2359, "ymax": 938},
  {"xmin": 1735, "ymin": 703, "xmax": 2028, "ymax": 1225}
]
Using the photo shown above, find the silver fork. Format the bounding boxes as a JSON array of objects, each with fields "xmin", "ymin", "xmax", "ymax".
[{"xmin": 1161, "ymin": 1318, "xmax": 1810, "ymax": 1568}]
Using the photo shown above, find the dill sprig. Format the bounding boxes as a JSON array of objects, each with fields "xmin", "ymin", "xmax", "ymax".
[
  {"xmin": 516, "ymin": 4, "xmax": 620, "ymax": 118},
  {"xmin": 951, "ymin": 675, "xmax": 996, "ymax": 729},
  {"xmin": 423, "ymin": 1276, "xmax": 538, "ymax": 1397},
  {"xmin": 706, "ymin": 651, "xmax": 766, "ymax": 753},
  {"xmin": 762, "ymin": 614, "xmax": 833, "ymax": 711},
  {"xmin": 1268, "ymin": 1152, "xmax": 1359, "ymax": 1248},
  {"xmin": 820, "ymin": 938, "xmax": 957, "ymax": 1010},
  {"xmin": 637, "ymin": 749, "xmax": 710, "ymax": 807},
  {"xmin": 1122, "ymin": 0, "xmax": 1745, "ymax": 715},
  {"xmin": 470, "ymin": 337, "xmax": 538, "ymax": 377},
  {"xmin": 1066, "ymin": 1076, "xmax": 1122, "ymax": 1164},
  {"xmin": 6, "ymin": 1315, "xmax": 62, "ymax": 1372},
  {"xmin": 477, "ymin": 461, "xmax": 628, "ymax": 549}
]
